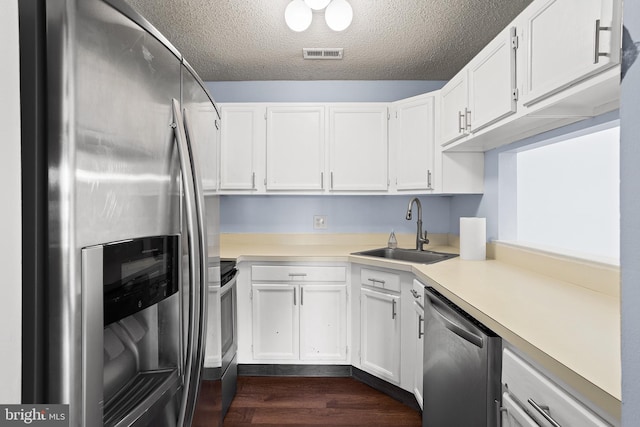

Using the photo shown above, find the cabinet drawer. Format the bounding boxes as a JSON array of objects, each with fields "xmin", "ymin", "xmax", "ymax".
[
  {"xmin": 251, "ymin": 265, "xmax": 346, "ymax": 282},
  {"xmin": 502, "ymin": 349, "xmax": 609, "ymax": 427},
  {"xmin": 360, "ymin": 268, "xmax": 400, "ymax": 292}
]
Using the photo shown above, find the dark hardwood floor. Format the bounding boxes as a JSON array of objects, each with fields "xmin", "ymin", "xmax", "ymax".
[{"xmin": 221, "ymin": 376, "xmax": 422, "ymax": 426}]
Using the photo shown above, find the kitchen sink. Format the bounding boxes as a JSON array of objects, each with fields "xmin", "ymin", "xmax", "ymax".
[{"xmin": 352, "ymin": 247, "xmax": 458, "ymax": 264}]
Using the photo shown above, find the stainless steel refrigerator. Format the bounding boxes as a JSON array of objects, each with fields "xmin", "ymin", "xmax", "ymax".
[{"xmin": 19, "ymin": 0, "xmax": 220, "ymax": 425}]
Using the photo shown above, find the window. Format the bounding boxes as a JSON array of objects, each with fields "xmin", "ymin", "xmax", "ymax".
[{"xmin": 499, "ymin": 122, "xmax": 620, "ymax": 264}]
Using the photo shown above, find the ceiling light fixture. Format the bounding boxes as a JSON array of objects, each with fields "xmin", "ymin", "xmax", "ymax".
[
  {"xmin": 285, "ymin": 0, "xmax": 352, "ymax": 32},
  {"xmin": 285, "ymin": 0, "xmax": 313, "ymax": 32},
  {"xmin": 325, "ymin": 0, "xmax": 353, "ymax": 32}
]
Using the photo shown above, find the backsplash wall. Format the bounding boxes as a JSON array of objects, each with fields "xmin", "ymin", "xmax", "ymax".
[
  {"xmin": 220, "ymin": 195, "xmax": 451, "ymax": 235},
  {"xmin": 210, "ymin": 80, "xmax": 453, "ymax": 236}
]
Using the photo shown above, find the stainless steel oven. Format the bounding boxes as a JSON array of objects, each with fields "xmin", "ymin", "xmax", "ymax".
[{"xmin": 219, "ymin": 260, "xmax": 238, "ymax": 418}]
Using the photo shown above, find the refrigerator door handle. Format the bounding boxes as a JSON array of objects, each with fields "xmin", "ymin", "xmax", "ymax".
[
  {"xmin": 171, "ymin": 99, "xmax": 208, "ymax": 427},
  {"xmin": 182, "ymin": 106, "xmax": 209, "ymax": 427}
]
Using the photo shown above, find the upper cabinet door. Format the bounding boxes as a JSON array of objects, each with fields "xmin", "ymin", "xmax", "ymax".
[
  {"xmin": 521, "ymin": 0, "xmax": 621, "ymax": 106},
  {"xmin": 468, "ymin": 26, "xmax": 518, "ymax": 133},
  {"xmin": 329, "ymin": 105, "xmax": 388, "ymax": 191},
  {"xmin": 440, "ymin": 72, "xmax": 469, "ymax": 146},
  {"xmin": 220, "ymin": 104, "xmax": 265, "ymax": 191},
  {"xmin": 392, "ymin": 95, "xmax": 435, "ymax": 191},
  {"xmin": 266, "ymin": 106, "xmax": 325, "ymax": 191}
]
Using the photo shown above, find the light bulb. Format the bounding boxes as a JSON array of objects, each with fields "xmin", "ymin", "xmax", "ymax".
[
  {"xmin": 285, "ymin": 0, "xmax": 312, "ymax": 32},
  {"xmin": 304, "ymin": 0, "xmax": 331, "ymax": 10},
  {"xmin": 325, "ymin": 0, "xmax": 352, "ymax": 31}
]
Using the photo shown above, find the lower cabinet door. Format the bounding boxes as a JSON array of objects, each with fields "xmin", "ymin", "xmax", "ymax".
[
  {"xmin": 252, "ymin": 284, "xmax": 299, "ymax": 360},
  {"xmin": 299, "ymin": 285, "xmax": 347, "ymax": 361},
  {"xmin": 360, "ymin": 287, "xmax": 401, "ymax": 383},
  {"xmin": 501, "ymin": 392, "xmax": 538, "ymax": 427},
  {"xmin": 413, "ymin": 301, "xmax": 424, "ymax": 409}
]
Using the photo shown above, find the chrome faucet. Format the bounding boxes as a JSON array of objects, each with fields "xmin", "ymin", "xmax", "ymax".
[{"xmin": 405, "ymin": 197, "xmax": 429, "ymax": 251}]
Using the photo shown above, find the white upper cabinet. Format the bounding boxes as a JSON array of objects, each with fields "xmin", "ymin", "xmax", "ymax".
[
  {"xmin": 220, "ymin": 104, "xmax": 265, "ymax": 191},
  {"xmin": 328, "ymin": 105, "xmax": 388, "ymax": 191},
  {"xmin": 266, "ymin": 106, "xmax": 325, "ymax": 191},
  {"xmin": 441, "ymin": 25, "xmax": 518, "ymax": 147},
  {"xmin": 468, "ymin": 26, "xmax": 518, "ymax": 132},
  {"xmin": 440, "ymin": 72, "xmax": 469, "ymax": 146},
  {"xmin": 391, "ymin": 94, "xmax": 436, "ymax": 192},
  {"xmin": 521, "ymin": 0, "xmax": 621, "ymax": 106}
]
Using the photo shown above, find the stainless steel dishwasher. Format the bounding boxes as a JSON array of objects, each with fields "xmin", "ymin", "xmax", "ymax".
[{"xmin": 423, "ymin": 287, "xmax": 502, "ymax": 427}]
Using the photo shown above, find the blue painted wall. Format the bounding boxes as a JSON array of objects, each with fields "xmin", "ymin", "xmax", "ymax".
[
  {"xmin": 209, "ymin": 80, "xmax": 450, "ymax": 234},
  {"xmin": 206, "ymin": 80, "xmax": 446, "ymax": 103},
  {"xmin": 220, "ymin": 195, "xmax": 451, "ymax": 234},
  {"xmin": 449, "ymin": 110, "xmax": 619, "ymax": 242},
  {"xmin": 208, "ymin": 80, "xmax": 618, "ymax": 241}
]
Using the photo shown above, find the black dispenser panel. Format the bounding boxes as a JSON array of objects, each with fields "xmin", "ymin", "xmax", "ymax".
[{"xmin": 103, "ymin": 235, "xmax": 179, "ymax": 326}]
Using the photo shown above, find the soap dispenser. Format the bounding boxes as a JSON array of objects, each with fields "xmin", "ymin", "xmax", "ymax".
[{"xmin": 387, "ymin": 230, "xmax": 397, "ymax": 249}]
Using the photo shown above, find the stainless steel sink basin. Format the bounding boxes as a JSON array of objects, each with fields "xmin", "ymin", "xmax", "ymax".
[{"xmin": 352, "ymin": 247, "xmax": 458, "ymax": 264}]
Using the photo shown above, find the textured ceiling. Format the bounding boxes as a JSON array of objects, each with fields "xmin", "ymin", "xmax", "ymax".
[{"xmin": 124, "ymin": 0, "xmax": 533, "ymax": 81}]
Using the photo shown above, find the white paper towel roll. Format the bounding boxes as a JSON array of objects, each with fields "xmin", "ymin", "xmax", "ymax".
[{"xmin": 460, "ymin": 217, "xmax": 486, "ymax": 260}]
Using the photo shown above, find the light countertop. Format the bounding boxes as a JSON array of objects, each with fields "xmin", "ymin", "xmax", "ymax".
[{"xmin": 219, "ymin": 232, "xmax": 621, "ymax": 421}]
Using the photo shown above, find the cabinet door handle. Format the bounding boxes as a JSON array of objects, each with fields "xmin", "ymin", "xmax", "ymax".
[
  {"xmin": 321, "ymin": 172, "xmax": 324, "ymax": 189},
  {"xmin": 392, "ymin": 299, "xmax": 397, "ymax": 320},
  {"xmin": 594, "ymin": 19, "xmax": 612, "ymax": 64},
  {"xmin": 301, "ymin": 287, "xmax": 304, "ymax": 305},
  {"xmin": 465, "ymin": 108, "xmax": 471, "ymax": 131},
  {"xmin": 458, "ymin": 111, "xmax": 465, "ymax": 133},
  {"xmin": 293, "ymin": 287, "xmax": 297, "ymax": 306},
  {"xmin": 418, "ymin": 314, "xmax": 424, "ymax": 339},
  {"xmin": 288, "ymin": 273, "xmax": 307, "ymax": 277},
  {"xmin": 528, "ymin": 399, "xmax": 562, "ymax": 427},
  {"xmin": 427, "ymin": 170, "xmax": 432, "ymax": 189},
  {"xmin": 251, "ymin": 172, "xmax": 256, "ymax": 189},
  {"xmin": 410, "ymin": 289, "xmax": 422, "ymax": 299},
  {"xmin": 330, "ymin": 171, "xmax": 334, "ymax": 190}
]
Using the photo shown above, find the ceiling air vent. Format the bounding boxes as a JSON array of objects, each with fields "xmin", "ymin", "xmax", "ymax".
[{"xmin": 303, "ymin": 48, "xmax": 344, "ymax": 60}]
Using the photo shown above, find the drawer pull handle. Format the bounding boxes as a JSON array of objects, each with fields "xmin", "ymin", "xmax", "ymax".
[
  {"xmin": 410, "ymin": 289, "xmax": 422, "ymax": 299},
  {"xmin": 368, "ymin": 278, "xmax": 386, "ymax": 286},
  {"xmin": 289, "ymin": 273, "xmax": 307, "ymax": 277},
  {"xmin": 528, "ymin": 398, "xmax": 562, "ymax": 427}
]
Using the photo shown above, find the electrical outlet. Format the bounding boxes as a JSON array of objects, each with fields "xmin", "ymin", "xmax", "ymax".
[{"xmin": 313, "ymin": 215, "xmax": 328, "ymax": 230}]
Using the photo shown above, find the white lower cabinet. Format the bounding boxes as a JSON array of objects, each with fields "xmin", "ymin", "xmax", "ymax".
[
  {"xmin": 299, "ymin": 284, "xmax": 347, "ymax": 361},
  {"xmin": 249, "ymin": 264, "xmax": 348, "ymax": 363},
  {"xmin": 252, "ymin": 284, "xmax": 299, "ymax": 360},
  {"xmin": 502, "ymin": 348, "xmax": 611, "ymax": 427},
  {"xmin": 360, "ymin": 287, "xmax": 401, "ymax": 384},
  {"xmin": 411, "ymin": 280, "xmax": 425, "ymax": 409}
]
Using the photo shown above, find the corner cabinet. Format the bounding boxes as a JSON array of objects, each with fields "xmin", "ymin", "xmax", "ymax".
[
  {"xmin": 441, "ymin": 25, "xmax": 518, "ymax": 147},
  {"xmin": 520, "ymin": 0, "xmax": 621, "ymax": 107},
  {"xmin": 266, "ymin": 106, "xmax": 325, "ymax": 191},
  {"xmin": 358, "ymin": 267, "xmax": 402, "ymax": 385},
  {"xmin": 328, "ymin": 105, "xmax": 389, "ymax": 192},
  {"xmin": 390, "ymin": 94, "xmax": 436, "ymax": 192},
  {"xmin": 220, "ymin": 104, "xmax": 266, "ymax": 192},
  {"xmin": 250, "ymin": 264, "xmax": 348, "ymax": 363}
]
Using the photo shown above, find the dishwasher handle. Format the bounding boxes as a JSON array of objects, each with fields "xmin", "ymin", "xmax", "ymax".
[{"xmin": 426, "ymin": 292, "xmax": 484, "ymax": 348}]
